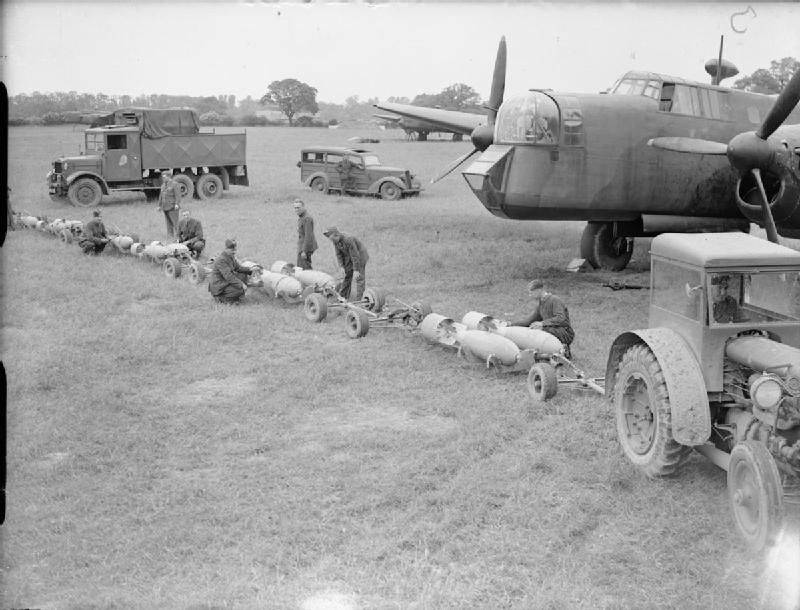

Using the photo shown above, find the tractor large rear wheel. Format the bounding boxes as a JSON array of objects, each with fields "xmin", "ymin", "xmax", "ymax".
[
  {"xmin": 728, "ymin": 441, "xmax": 784, "ymax": 551},
  {"xmin": 613, "ymin": 343, "xmax": 691, "ymax": 477}
]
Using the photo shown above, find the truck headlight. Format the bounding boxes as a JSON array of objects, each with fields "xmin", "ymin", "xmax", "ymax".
[{"xmin": 750, "ymin": 374, "xmax": 784, "ymax": 410}]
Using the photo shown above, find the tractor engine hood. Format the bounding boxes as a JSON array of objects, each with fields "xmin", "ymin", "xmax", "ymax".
[{"xmin": 726, "ymin": 334, "xmax": 800, "ymax": 391}]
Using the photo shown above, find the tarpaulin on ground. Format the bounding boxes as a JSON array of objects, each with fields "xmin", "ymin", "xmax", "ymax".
[{"xmin": 91, "ymin": 108, "xmax": 200, "ymax": 138}]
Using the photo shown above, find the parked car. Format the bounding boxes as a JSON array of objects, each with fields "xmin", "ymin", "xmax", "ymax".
[{"xmin": 297, "ymin": 147, "xmax": 421, "ymax": 200}]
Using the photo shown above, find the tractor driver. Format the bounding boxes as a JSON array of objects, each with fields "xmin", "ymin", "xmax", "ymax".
[
  {"xmin": 509, "ymin": 279, "xmax": 575, "ymax": 358},
  {"xmin": 711, "ymin": 274, "xmax": 748, "ymax": 323}
]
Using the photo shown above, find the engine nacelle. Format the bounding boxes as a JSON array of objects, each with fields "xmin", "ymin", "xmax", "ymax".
[{"xmin": 735, "ymin": 162, "xmax": 800, "ymax": 229}]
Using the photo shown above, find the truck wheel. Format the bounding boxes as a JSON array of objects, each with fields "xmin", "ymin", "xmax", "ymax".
[
  {"xmin": 363, "ymin": 287, "xmax": 387, "ymax": 312},
  {"xmin": 345, "ymin": 309, "xmax": 370, "ymax": 339},
  {"xmin": 528, "ymin": 363, "xmax": 558, "ymax": 402},
  {"xmin": 173, "ymin": 174, "xmax": 195, "ymax": 199},
  {"xmin": 67, "ymin": 178, "xmax": 102, "ymax": 207},
  {"xmin": 613, "ymin": 343, "xmax": 691, "ymax": 477},
  {"xmin": 728, "ymin": 441, "xmax": 784, "ymax": 551},
  {"xmin": 310, "ymin": 177, "xmax": 327, "ymax": 193},
  {"xmin": 163, "ymin": 257, "xmax": 182, "ymax": 279},
  {"xmin": 380, "ymin": 182, "xmax": 401, "ymax": 201},
  {"xmin": 197, "ymin": 174, "xmax": 223, "ymax": 200},
  {"xmin": 188, "ymin": 262, "xmax": 207, "ymax": 285},
  {"xmin": 304, "ymin": 293, "xmax": 328, "ymax": 322}
]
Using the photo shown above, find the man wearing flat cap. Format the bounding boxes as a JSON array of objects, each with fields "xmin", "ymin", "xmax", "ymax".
[
  {"xmin": 510, "ymin": 278, "xmax": 575, "ymax": 358},
  {"xmin": 208, "ymin": 238, "xmax": 252, "ymax": 304},
  {"xmin": 323, "ymin": 226, "xmax": 369, "ymax": 301},
  {"xmin": 79, "ymin": 209, "xmax": 110, "ymax": 255}
]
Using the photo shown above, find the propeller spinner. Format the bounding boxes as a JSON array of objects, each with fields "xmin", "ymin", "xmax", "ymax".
[
  {"xmin": 648, "ymin": 69, "xmax": 800, "ymax": 243},
  {"xmin": 432, "ymin": 37, "xmax": 507, "ymax": 184}
]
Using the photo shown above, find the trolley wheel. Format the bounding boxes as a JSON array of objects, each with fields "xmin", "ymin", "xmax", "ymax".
[
  {"xmin": 345, "ymin": 309, "xmax": 370, "ymax": 339},
  {"xmin": 188, "ymin": 261, "xmax": 207, "ymax": 285},
  {"xmin": 304, "ymin": 292, "xmax": 328, "ymax": 322},
  {"xmin": 410, "ymin": 300, "xmax": 433, "ymax": 322},
  {"xmin": 527, "ymin": 363, "xmax": 558, "ymax": 402},
  {"xmin": 363, "ymin": 287, "xmax": 388, "ymax": 312},
  {"xmin": 163, "ymin": 257, "xmax": 182, "ymax": 279}
]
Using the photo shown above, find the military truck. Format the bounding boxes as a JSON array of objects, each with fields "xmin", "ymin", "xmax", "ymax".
[
  {"xmin": 607, "ymin": 232, "xmax": 800, "ymax": 550},
  {"xmin": 47, "ymin": 108, "xmax": 248, "ymax": 206}
]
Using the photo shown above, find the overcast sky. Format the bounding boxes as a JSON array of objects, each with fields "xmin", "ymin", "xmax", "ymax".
[{"xmin": 2, "ymin": 2, "xmax": 800, "ymax": 104}]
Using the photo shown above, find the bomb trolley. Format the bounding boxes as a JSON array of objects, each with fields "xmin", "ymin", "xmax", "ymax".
[
  {"xmin": 526, "ymin": 354, "xmax": 605, "ymax": 402},
  {"xmin": 304, "ymin": 286, "xmax": 388, "ymax": 326},
  {"xmin": 341, "ymin": 296, "xmax": 434, "ymax": 339}
]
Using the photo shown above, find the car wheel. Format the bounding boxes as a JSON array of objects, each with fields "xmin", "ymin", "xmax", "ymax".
[
  {"xmin": 310, "ymin": 177, "xmax": 327, "ymax": 193},
  {"xmin": 613, "ymin": 343, "xmax": 691, "ymax": 477},
  {"xmin": 380, "ymin": 181, "xmax": 401, "ymax": 201}
]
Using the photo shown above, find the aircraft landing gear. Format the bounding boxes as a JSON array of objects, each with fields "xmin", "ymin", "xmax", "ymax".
[{"xmin": 580, "ymin": 222, "xmax": 634, "ymax": 271}]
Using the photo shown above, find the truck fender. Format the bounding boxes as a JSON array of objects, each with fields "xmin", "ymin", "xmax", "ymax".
[
  {"xmin": 304, "ymin": 172, "xmax": 328, "ymax": 188},
  {"xmin": 370, "ymin": 177, "xmax": 404, "ymax": 194},
  {"xmin": 65, "ymin": 172, "xmax": 110, "ymax": 195},
  {"xmin": 606, "ymin": 328, "xmax": 710, "ymax": 446}
]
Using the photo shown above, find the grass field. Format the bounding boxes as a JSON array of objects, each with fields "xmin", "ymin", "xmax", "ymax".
[{"xmin": 3, "ymin": 124, "xmax": 799, "ymax": 609}]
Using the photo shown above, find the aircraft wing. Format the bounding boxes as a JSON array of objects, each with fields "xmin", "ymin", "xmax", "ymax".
[{"xmin": 373, "ymin": 102, "xmax": 485, "ymax": 136}]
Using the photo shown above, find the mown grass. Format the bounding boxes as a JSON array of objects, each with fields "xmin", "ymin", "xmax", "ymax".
[{"xmin": 3, "ymin": 125, "xmax": 798, "ymax": 609}]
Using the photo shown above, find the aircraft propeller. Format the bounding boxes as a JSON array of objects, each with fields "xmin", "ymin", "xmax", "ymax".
[
  {"xmin": 431, "ymin": 37, "xmax": 507, "ymax": 184},
  {"xmin": 648, "ymin": 69, "xmax": 800, "ymax": 243}
]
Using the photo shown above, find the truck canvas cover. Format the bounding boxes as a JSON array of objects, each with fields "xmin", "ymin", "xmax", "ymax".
[{"xmin": 91, "ymin": 107, "xmax": 200, "ymax": 139}]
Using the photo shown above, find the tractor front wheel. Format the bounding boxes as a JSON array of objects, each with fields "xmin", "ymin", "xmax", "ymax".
[
  {"xmin": 613, "ymin": 343, "xmax": 691, "ymax": 477},
  {"xmin": 728, "ymin": 440, "xmax": 784, "ymax": 551}
]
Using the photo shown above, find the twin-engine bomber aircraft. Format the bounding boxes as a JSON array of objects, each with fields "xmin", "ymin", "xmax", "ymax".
[{"xmin": 374, "ymin": 38, "xmax": 800, "ymax": 271}]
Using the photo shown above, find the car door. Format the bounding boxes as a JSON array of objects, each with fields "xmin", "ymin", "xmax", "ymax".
[
  {"xmin": 103, "ymin": 132, "xmax": 142, "ymax": 183},
  {"xmin": 326, "ymin": 153, "xmax": 344, "ymax": 190},
  {"xmin": 347, "ymin": 154, "xmax": 368, "ymax": 191}
]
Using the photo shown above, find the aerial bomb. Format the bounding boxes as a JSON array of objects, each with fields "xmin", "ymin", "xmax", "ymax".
[
  {"xmin": 419, "ymin": 313, "xmax": 466, "ymax": 346},
  {"xmin": 461, "ymin": 311, "xmax": 564, "ymax": 354},
  {"xmin": 109, "ymin": 235, "xmax": 134, "ymax": 252},
  {"xmin": 272, "ymin": 260, "xmax": 337, "ymax": 292},
  {"xmin": 257, "ymin": 269, "xmax": 303, "ymax": 301},
  {"xmin": 457, "ymin": 329, "xmax": 521, "ymax": 365}
]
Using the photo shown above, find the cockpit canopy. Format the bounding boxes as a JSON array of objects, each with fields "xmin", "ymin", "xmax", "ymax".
[
  {"xmin": 495, "ymin": 92, "xmax": 559, "ymax": 145},
  {"xmin": 610, "ymin": 76, "xmax": 661, "ymax": 100}
]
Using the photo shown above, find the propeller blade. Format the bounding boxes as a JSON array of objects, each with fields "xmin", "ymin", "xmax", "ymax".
[
  {"xmin": 757, "ymin": 68, "xmax": 800, "ymax": 140},
  {"xmin": 431, "ymin": 148, "xmax": 479, "ymax": 184},
  {"xmin": 752, "ymin": 168, "xmax": 780, "ymax": 243},
  {"xmin": 486, "ymin": 37, "xmax": 507, "ymax": 124},
  {"xmin": 647, "ymin": 137, "xmax": 728, "ymax": 155}
]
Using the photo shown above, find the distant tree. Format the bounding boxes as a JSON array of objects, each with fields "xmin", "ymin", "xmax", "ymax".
[
  {"xmin": 437, "ymin": 83, "xmax": 481, "ymax": 109},
  {"xmin": 260, "ymin": 78, "xmax": 319, "ymax": 126},
  {"xmin": 734, "ymin": 57, "xmax": 799, "ymax": 94},
  {"xmin": 387, "ymin": 96, "xmax": 409, "ymax": 104},
  {"xmin": 345, "ymin": 94, "xmax": 360, "ymax": 108}
]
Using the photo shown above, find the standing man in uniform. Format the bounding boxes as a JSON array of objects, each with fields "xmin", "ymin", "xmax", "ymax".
[
  {"xmin": 79, "ymin": 209, "xmax": 110, "ymax": 255},
  {"xmin": 509, "ymin": 279, "xmax": 575, "ymax": 358},
  {"xmin": 336, "ymin": 156, "xmax": 354, "ymax": 194},
  {"xmin": 293, "ymin": 199, "xmax": 317, "ymax": 269},
  {"xmin": 176, "ymin": 209, "xmax": 205, "ymax": 259},
  {"xmin": 157, "ymin": 170, "xmax": 181, "ymax": 239},
  {"xmin": 208, "ymin": 239, "xmax": 252, "ymax": 304},
  {"xmin": 323, "ymin": 226, "xmax": 369, "ymax": 301}
]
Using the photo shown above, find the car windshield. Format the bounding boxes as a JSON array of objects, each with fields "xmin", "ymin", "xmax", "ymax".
[
  {"xmin": 707, "ymin": 270, "xmax": 800, "ymax": 325},
  {"xmin": 362, "ymin": 155, "xmax": 380, "ymax": 166},
  {"xmin": 85, "ymin": 133, "xmax": 105, "ymax": 152}
]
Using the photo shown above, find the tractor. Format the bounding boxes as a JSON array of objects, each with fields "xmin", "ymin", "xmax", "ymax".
[{"xmin": 607, "ymin": 232, "xmax": 800, "ymax": 550}]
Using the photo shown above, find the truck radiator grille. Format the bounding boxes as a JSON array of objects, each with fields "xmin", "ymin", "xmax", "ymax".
[{"xmin": 54, "ymin": 162, "xmax": 63, "ymax": 173}]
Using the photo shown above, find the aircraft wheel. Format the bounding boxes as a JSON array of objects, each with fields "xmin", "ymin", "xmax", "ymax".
[
  {"xmin": 310, "ymin": 177, "xmax": 327, "ymax": 193},
  {"xmin": 304, "ymin": 293, "xmax": 328, "ymax": 322},
  {"xmin": 527, "ymin": 363, "xmax": 558, "ymax": 402},
  {"xmin": 580, "ymin": 222, "xmax": 602, "ymax": 268},
  {"xmin": 163, "ymin": 257, "xmax": 182, "ymax": 279},
  {"xmin": 345, "ymin": 309, "xmax": 370, "ymax": 339},
  {"xmin": 728, "ymin": 440, "xmax": 784, "ymax": 551},
  {"xmin": 593, "ymin": 223, "xmax": 634, "ymax": 271}
]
